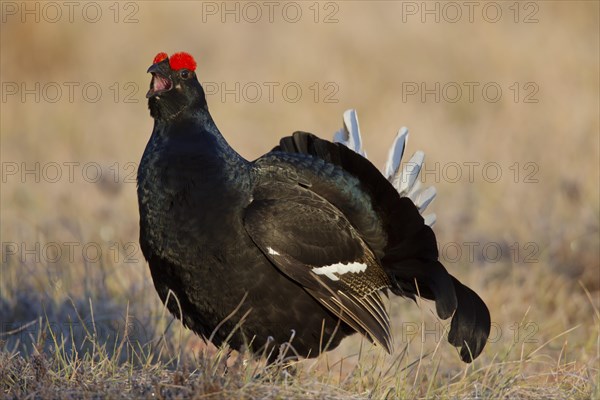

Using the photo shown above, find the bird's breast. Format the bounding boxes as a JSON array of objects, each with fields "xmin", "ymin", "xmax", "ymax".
[{"xmin": 138, "ymin": 151, "xmax": 250, "ymax": 267}]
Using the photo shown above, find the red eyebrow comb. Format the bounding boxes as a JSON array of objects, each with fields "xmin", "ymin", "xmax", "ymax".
[
  {"xmin": 168, "ymin": 52, "xmax": 197, "ymax": 72},
  {"xmin": 153, "ymin": 52, "xmax": 168, "ymax": 64}
]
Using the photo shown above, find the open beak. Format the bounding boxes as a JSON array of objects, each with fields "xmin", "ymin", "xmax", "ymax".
[{"xmin": 146, "ymin": 63, "xmax": 173, "ymax": 98}]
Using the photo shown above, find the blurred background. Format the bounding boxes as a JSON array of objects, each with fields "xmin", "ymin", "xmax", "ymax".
[{"xmin": 1, "ymin": 0, "xmax": 598, "ymax": 386}]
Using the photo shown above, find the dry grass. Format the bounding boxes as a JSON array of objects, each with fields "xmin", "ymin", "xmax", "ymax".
[{"xmin": 1, "ymin": 1, "xmax": 599, "ymax": 399}]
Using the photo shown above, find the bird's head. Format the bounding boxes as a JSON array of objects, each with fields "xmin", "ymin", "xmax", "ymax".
[{"xmin": 147, "ymin": 52, "xmax": 206, "ymax": 121}]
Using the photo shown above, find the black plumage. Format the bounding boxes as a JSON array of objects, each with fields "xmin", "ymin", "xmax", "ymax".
[{"xmin": 137, "ymin": 52, "xmax": 491, "ymax": 363}]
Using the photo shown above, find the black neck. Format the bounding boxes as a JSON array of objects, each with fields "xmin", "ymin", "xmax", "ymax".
[{"xmin": 158, "ymin": 106, "xmax": 245, "ymax": 159}]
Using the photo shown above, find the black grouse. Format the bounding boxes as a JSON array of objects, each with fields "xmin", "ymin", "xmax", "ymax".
[{"xmin": 137, "ymin": 52, "xmax": 491, "ymax": 363}]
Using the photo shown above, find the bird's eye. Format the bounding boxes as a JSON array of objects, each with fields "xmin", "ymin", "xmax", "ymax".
[{"xmin": 180, "ymin": 70, "xmax": 191, "ymax": 80}]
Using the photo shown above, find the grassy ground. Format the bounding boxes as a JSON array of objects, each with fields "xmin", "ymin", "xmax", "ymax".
[{"xmin": 1, "ymin": 1, "xmax": 598, "ymax": 399}]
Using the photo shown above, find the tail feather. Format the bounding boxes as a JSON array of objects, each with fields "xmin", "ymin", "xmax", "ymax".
[
  {"xmin": 413, "ymin": 186, "xmax": 437, "ymax": 212},
  {"xmin": 423, "ymin": 213, "xmax": 437, "ymax": 226},
  {"xmin": 394, "ymin": 151, "xmax": 424, "ymax": 196},
  {"xmin": 331, "ymin": 110, "xmax": 436, "ymax": 225},
  {"xmin": 384, "ymin": 127, "xmax": 409, "ymax": 180},
  {"xmin": 448, "ymin": 276, "xmax": 491, "ymax": 362},
  {"xmin": 387, "ymin": 260, "xmax": 458, "ymax": 320},
  {"xmin": 274, "ymin": 129, "xmax": 490, "ymax": 362},
  {"xmin": 333, "ymin": 109, "xmax": 366, "ymax": 156},
  {"xmin": 386, "ymin": 257, "xmax": 490, "ymax": 362}
]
